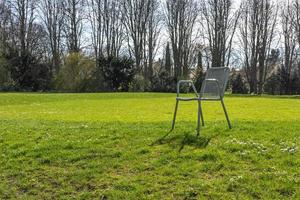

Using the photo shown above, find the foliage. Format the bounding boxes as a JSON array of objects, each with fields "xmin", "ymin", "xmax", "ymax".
[
  {"xmin": 290, "ymin": 72, "xmax": 300, "ymax": 94},
  {"xmin": 0, "ymin": 93, "xmax": 299, "ymax": 199},
  {"xmin": 264, "ymin": 72, "xmax": 281, "ymax": 95},
  {"xmin": 56, "ymin": 53, "xmax": 95, "ymax": 92},
  {"xmin": 0, "ymin": 53, "xmax": 18, "ymax": 91},
  {"xmin": 5, "ymin": 51, "xmax": 51, "ymax": 91},
  {"xmin": 0, "ymin": 55, "xmax": 8, "ymax": 82},
  {"xmin": 165, "ymin": 43, "xmax": 171, "ymax": 74},
  {"xmin": 264, "ymin": 67, "xmax": 300, "ymax": 95},
  {"xmin": 150, "ymin": 47, "xmax": 176, "ymax": 92},
  {"xmin": 100, "ymin": 56, "xmax": 136, "ymax": 92},
  {"xmin": 278, "ymin": 65, "xmax": 300, "ymax": 95},
  {"xmin": 151, "ymin": 70, "xmax": 177, "ymax": 92},
  {"xmin": 231, "ymin": 73, "xmax": 248, "ymax": 94},
  {"xmin": 193, "ymin": 66, "xmax": 205, "ymax": 92},
  {"xmin": 87, "ymin": 64, "xmax": 107, "ymax": 92},
  {"xmin": 128, "ymin": 74, "xmax": 150, "ymax": 92}
]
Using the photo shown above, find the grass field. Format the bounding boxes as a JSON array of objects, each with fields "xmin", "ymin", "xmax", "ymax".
[{"xmin": 0, "ymin": 93, "xmax": 299, "ymax": 199}]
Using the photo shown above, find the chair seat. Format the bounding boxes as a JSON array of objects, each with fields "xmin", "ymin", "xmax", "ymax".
[
  {"xmin": 200, "ymin": 97, "xmax": 222, "ymax": 101},
  {"xmin": 176, "ymin": 97, "xmax": 221, "ymax": 101},
  {"xmin": 176, "ymin": 97, "xmax": 199, "ymax": 101}
]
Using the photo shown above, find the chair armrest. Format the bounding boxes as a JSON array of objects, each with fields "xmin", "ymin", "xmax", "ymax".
[
  {"xmin": 177, "ymin": 80, "xmax": 198, "ymax": 97},
  {"xmin": 201, "ymin": 79, "xmax": 222, "ymax": 97}
]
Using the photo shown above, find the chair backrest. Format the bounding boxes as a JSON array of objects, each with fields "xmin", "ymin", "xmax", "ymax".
[{"xmin": 200, "ymin": 67, "xmax": 230, "ymax": 98}]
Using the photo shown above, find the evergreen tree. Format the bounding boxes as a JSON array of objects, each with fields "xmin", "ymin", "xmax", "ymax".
[
  {"xmin": 231, "ymin": 73, "xmax": 248, "ymax": 94},
  {"xmin": 165, "ymin": 42, "xmax": 171, "ymax": 75},
  {"xmin": 193, "ymin": 50, "xmax": 205, "ymax": 92}
]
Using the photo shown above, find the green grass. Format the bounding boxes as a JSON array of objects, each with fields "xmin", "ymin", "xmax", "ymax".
[{"xmin": 0, "ymin": 93, "xmax": 299, "ymax": 199}]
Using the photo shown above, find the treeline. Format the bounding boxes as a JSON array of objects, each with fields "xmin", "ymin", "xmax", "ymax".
[{"xmin": 0, "ymin": 0, "xmax": 300, "ymax": 94}]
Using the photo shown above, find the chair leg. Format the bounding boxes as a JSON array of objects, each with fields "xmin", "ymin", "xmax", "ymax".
[
  {"xmin": 221, "ymin": 99, "xmax": 232, "ymax": 129},
  {"xmin": 199, "ymin": 100, "xmax": 204, "ymax": 126},
  {"xmin": 197, "ymin": 100, "xmax": 201, "ymax": 136},
  {"xmin": 170, "ymin": 99, "xmax": 179, "ymax": 132}
]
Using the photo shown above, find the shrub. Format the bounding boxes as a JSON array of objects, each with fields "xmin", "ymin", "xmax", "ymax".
[
  {"xmin": 231, "ymin": 73, "xmax": 248, "ymax": 94},
  {"xmin": 150, "ymin": 70, "xmax": 176, "ymax": 92},
  {"xmin": 290, "ymin": 73, "xmax": 300, "ymax": 94},
  {"xmin": 100, "ymin": 56, "xmax": 135, "ymax": 92},
  {"xmin": 0, "ymin": 55, "xmax": 11, "ymax": 90},
  {"xmin": 6, "ymin": 51, "xmax": 51, "ymax": 91},
  {"xmin": 193, "ymin": 67, "xmax": 206, "ymax": 92},
  {"xmin": 129, "ymin": 74, "xmax": 150, "ymax": 92},
  {"xmin": 56, "ymin": 53, "xmax": 95, "ymax": 92},
  {"xmin": 264, "ymin": 72, "xmax": 281, "ymax": 95}
]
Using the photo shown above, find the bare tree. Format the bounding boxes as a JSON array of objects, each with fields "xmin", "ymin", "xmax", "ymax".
[
  {"xmin": 165, "ymin": 0, "xmax": 199, "ymax": 79},
  {"xmin": 62, "ymin": 0, "xmax": 84, "ymax": 53},
  {"xmin": 103, "ymin": 0, "xmax": 124, "ymax": 58},
  {"xmin": 123, "ymin": 0, "xmax": 161, "ymax": 80},
  {"xmin": 0, "ymin": 0, "xmax": 50, "ymax": 89},
  {"xmin": 0, "ymin": 0, "xmax": 12, "ymax": 53},
  {"xmin": 7, "ymin": 0, "xmax": 37, "ymax": 56},
  {"xmin": 280, "ymin": 0, "xmax": 298, "ymax": 94},
  {"xmin": 87, "ymin": 0, "xmax": 124, "ymax": 58},
  {"xmin": 86, "ymin": 0, "xmax": 105, "ymax": 62},
  {"xmin": 86, "ymin": 0, "xmax": 126, "ymax": 79},
  {"xmin": 123, "ymin": 0, "xmax": 149, "ymax": 74},
  {"xmin": 143, "ymin": 0, "xmax": 161, "ymax": 79},
  {"xmin": 201, "ymin": 0, "xmax": 240, "ymax": 68},
  {"xmin": 39, "ymin": 0, "xmax": 64, "ymax": 74},
  {"xmin": 294, "ymin": 0, "xmax": 300, "ymax": 46},
  {"xmin": 291, "ymin": 0, "xmax": 300, "ymax": 92},
  {"xmin": 239, "ymin": 0, "xmax": 278, "ymax": 94}
]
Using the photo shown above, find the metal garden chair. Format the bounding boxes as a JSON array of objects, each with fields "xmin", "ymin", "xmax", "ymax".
[{"xmin": 170, "ymin": 67, "xmax": 232, "ymax": 136}]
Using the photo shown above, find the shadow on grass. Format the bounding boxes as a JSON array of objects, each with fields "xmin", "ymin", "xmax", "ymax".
[{"xmin": 151, "ymin": 131, "xmax": 220, "ymax": 152}]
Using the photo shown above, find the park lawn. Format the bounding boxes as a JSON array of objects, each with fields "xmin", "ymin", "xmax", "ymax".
[{"xmin": 0, "ymin": 93, "xmax": 299, "ymax": 199}]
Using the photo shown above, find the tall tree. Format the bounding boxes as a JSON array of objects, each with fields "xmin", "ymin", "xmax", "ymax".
[
  {"xmin": 201, "ymin": 0, "xmax": 240, "ymax": 68},
  {"xmin": 103, "ymin": 0, "xmax": 124, "ymax": 58},
  {"xmin": 123, "ymin": 0, "xmax": 160, "ymax": 81},
  {"xmin": 165, "ymin": 42, "xmax": 171, "ymax": 74},
  {"xmin": 1, "ymin": 0, "xmax": 50, "ymax": 90},
  {"xmin": 63, "ymin": 0, "xmax": 84, "ymax": 53},
  {"xmin": 293, "ymin": 0, "xmax": 300, "ymax": 94},
  {"xmin": 197, "ymin": 49, "xmax": 203, "ymax": 70},
  {"xmin": 294, "ymin": 0, "xmax": 300, "ymax": 46},
  {"xmin": 0, "ymin": 1, "xmax": 7, "ymax": 49},
  {"xmin": 7, "ymin": 0, "xmax": 37, "ymax": 56},
  {"xmin": 39, "ymin": 0, "xmax": 64, "ymax": 74},
  {"xmin": 87, "ymin": 0, "xmax": 105, "ymax": 62},
  {"xmin": 165, "ymin": 0, "xmax": 199, "ymax": 79},
  {"xmin": 280, "ymin": 0, "xmax": 298, "ymax": 94},
  {"xmin": 122, "ymin": 0, "xmax": 149, "ymax": 74},
  {"xmin": 144, "ymin": 0, "xmax": 161, "ymax": 79},
  {"xmin": 87, "ymin": 0, "xmax": 124, "ymax": 59},
  {"xmin": 239, "ymin": 0, "xmax": 278, "ymax": 94}
]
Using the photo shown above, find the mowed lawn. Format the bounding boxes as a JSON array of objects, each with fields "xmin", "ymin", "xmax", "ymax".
[{"xmin": 0, "ymin": 93, "xmax": 299, "ymax": 199}]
